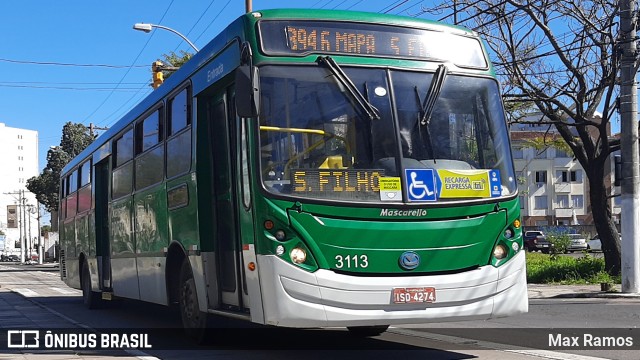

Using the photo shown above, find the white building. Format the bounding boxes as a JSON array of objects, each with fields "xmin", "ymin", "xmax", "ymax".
[
  {"xmin": 510, "ymin": 114, "xmax": 621, "ymax": 232},
  {"xmin": 0, "ymin": 122, "xmax": 40, "ymax": 259}
]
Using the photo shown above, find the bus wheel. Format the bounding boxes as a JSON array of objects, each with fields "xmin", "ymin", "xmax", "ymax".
[
  {"xmin": 179, "ymin": 260, "xmax": 208, "ymax": 342},
  {"xmin": 81, "ymin": 261, "xmax": 102, "ymax": 309},
  {"xmin": 347, "ymin": 325, "xmax": 389, "ymax": 337}
]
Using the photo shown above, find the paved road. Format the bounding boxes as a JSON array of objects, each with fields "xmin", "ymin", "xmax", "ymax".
[{"xmin": 1, "ymin": 263, "xmax": 638, "ymax": 360}]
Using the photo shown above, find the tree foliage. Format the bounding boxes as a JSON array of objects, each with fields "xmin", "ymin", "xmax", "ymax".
[
  {"xmin": 159, "ymin": 50, "xmax": 193, "ymax": 79},
  {"xmin": 427, "ymin": 0, "xmax": 621, "ymax": 274},
  {"xmin": 26, "ymin": 122, "xmax": 95, "ymax": 213}
]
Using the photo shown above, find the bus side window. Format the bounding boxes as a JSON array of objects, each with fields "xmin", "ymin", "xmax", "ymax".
[
  {"xmin": 167, "ymin": 87, "xmax": 192, "ymax": 178},
  {"xmin": 135, "ymin": 108, "xmax": 165, "ymax": 189},
  {"xmin": 60, "ymin": 177, "xmax": 67, "ymax": 219},
  {"xmin": 112, "ymin": 129, "xmax": 134, "ymax": 199},
  {"xmin": 77, "ymin": 159, "xmax": 92, "ymax": 213},
  {"xmin": 66, "ymin": 170, "xmax": 79, "ymax": 218}
]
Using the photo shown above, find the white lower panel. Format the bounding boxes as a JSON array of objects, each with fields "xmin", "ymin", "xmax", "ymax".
[
  {"xmin": 137, "ymin": 256, "xmax": 168, "ymax": 305},
  {"xmin": 257, "ymin": 250, "xmax": 528, "ymax": 327},
  {"xmin": 111, "ymin": 257, "xmax": 140, "ymax": 300}
]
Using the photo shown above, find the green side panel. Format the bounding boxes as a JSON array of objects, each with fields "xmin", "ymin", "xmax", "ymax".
[
  {"xmin": 288, "ymin": 210, "xmax": 505, "ymax": 274},
  {"xmin": 75, "ymin": 215, "xmax": 90, "ymax": 257},
  {"xmin": 167, "ymin": 174, "xmax": 199, "ymax": 249},
  {"xmin": 111, "ymin": 197, "xmax": 134, "ymax": 257},
  {"xmin": 88, "ymin": 212, "xmax": 96, "ymax": 256},
  {"xmin": 134, "ymin": 184, "xmax": 169, "ymax": 253},
  {"xmin": 62, "ymin": 220, "xmax": 76, "ymax": 258}
]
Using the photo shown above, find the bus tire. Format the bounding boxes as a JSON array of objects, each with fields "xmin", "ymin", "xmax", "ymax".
[
  {"xmin": 179, "ymin": 260, "xmax": 208, "ymax": 343},
  {"xmin": 81, "ymin": 261, "xmax": 102, "ymax": 309},
  {"xmin": 347, "ymin": 325, "xmax": 389, "ymax": 337}
]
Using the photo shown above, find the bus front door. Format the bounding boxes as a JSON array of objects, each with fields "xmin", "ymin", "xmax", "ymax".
[{"xmin": 207, "ymin": 91, "xmax": 246, "ymax": 310}]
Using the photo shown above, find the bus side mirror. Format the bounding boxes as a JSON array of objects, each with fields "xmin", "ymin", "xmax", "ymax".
[
  {"xmin": 235, "ymin": 65, "xmax": 260, "ymax": 118},
  {"xmin": 614, "ymin": 154, "xmax": 622, "ymax": 186}
]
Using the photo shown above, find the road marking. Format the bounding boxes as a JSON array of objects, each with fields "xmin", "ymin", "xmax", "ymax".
[
  {"xmin": 50, "ymin": 287, "xmax": 80, "ymax": 295},
  {"xmin": 390, "ymin": 328, "xmax": 610, "ymax": 360},
  {"xmin": 12, "ymin": 288, "xmax": 39, "ymax": 297}
]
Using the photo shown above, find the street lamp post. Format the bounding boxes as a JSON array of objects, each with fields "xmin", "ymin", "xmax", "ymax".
[{"xmin": 132, "ymin": 23, "xmax": 199, "ymax": 52}]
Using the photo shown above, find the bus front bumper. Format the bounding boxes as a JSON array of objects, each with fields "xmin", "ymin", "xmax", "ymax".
[{"xmin": 257, "ymin": 250, "xmax": 528, "ymax": 328}]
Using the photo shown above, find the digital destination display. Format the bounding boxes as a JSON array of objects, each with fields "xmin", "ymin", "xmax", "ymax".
[
  {"xmin": 259, "ymin": 20, "xmax": 487, "ymax": 68},
  {"xmin": 291, "ymin": 169, "xmax": 383, "ymax": 194}
]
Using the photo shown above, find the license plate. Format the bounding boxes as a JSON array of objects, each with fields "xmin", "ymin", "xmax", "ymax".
[{"xmin": 392, "ymin": 287, "xmax": 436, "ymax": 304}]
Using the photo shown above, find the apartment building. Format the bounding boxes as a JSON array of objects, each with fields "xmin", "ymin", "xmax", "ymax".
[
  {"xmin": 0, "ymin": 122, "xmax": 39, "ymax": 257},
  {"xmin": 510, "ymin": 114, "xmax": 621, "ymax": 229}
]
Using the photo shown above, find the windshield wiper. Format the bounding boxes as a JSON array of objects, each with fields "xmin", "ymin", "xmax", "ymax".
[
  {"xmin": 415, "ymin": 64, "xmax": 449, "ymax": 161},
  {"xmin": 317, "ymin": 56, "xmax": 380, "ymax": 121}
]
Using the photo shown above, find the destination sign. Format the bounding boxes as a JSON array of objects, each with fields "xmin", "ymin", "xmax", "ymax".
[
  {"xmin": 259, "ymin": 20, "xmax": 487, "ymax": 68},
  {"xmin": 291, "ymin": 169, "xmax": 383, "ymax": 194}
]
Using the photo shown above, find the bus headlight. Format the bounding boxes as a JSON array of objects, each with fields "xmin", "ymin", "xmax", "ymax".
[
  {"xmin": 493, "ymin": 244, "xmax": 508, "ymax": 259},
  {"xmin": 290, "ymin": 247, "xmax": 307, "ymax": 264}
]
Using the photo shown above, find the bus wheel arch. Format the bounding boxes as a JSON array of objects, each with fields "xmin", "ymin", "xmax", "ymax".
[
  {"xmin": 178, "ymin": 256, "xmax": 209, "ymax": 342},
  {"xmin": 79, "ymin": 254, "xmax": 101, "ymax": 309},
  {"xmin": 166, "ymin": 242, "xmax": 187, "ymax": 307}
]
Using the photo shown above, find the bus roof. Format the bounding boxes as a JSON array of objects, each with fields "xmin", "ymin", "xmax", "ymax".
[{"xmin": 62, "ymin": 8, "xmax": 480, "ymax": 175}]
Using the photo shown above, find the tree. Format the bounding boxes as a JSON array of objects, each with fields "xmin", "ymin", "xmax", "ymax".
[
  {"xmin": 427, "ymin": 1, "xmax": 622, "ymax": 274},
  {"xmin": 26, "ymin": 122, "xmax": 95, "ymax": 213},
  {"xmin": 159, "ymin": 50, "xmax": 193, "ymax": 80},
  {"xmin": 40, "ymin": 225, "xmax": 51, "ymax": 235}
]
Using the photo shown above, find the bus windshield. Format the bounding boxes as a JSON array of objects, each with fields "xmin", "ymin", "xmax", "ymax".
[{"xmin": 258, "ymin": 65, "xmax": 516, "ymax": 203}]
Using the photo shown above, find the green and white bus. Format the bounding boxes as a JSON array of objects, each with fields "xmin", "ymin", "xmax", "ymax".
[{"xmin": 59, "ymin": 9, "xmax": 527, "ymax": 338}]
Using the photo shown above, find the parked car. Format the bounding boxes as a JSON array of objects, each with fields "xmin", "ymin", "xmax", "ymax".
[
  {"xmin": 524, "ymin": 230, "xmax": 552, "ymax": 253},
  {"xmin": 588, "ymin": 237, "xmax": 602, "ymax": 252},
  {"xmin": 7, "ymin": 255, "xmax": 19, "ymax": 262},
  {"xmin": 566, "ymin": 233, "xmax": 588, "ymax": 252}
]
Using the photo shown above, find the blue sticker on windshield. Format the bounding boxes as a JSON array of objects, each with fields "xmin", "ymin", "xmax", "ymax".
[
  {"xmin": 405, "ymin": 169, "xmax": 437, "ymax": 202},
  {"xmin": 489, "ymin": 170, "xmax": 501, "ymax": 197}
]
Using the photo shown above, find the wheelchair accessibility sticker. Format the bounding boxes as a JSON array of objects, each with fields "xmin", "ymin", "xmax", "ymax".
[
  {"xmin": 405, "ymin": 168, "xmax": 502, "ymax": 201},
  {"xmin": 405, "ymin": 169, "xmax": 437, "ymax": 201}
]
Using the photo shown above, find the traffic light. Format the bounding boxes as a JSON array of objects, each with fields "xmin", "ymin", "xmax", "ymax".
[{"xmin": 152, "ymin": 61, "xmax": 164, "ymax": 89}]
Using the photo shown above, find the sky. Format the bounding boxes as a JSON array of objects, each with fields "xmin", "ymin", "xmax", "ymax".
[{"xmin": 0, "ymin": 0, "xmax": 437, "ymax": 171}]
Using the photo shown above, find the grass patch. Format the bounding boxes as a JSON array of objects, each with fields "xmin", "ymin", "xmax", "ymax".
[{"xmin": 526, "ymin": 252, "xmax": 620, "ymax": 284}]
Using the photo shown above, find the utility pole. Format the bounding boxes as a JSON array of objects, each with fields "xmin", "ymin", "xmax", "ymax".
[
  {"xmin": 27, "ymin": 205, "xmax": 32, "ymax": 261},
  {"xmin": 89, "ymin": 123, "xmax": 109, "ymax": 137},
  {"xmin": 17, "ymin": 198, "xmax": 23, "ymax": 263},
  {"xmin": 619, "ymin": 0, "xmax": 640, "ymax": 293},
  {"xmin": 246, "ymin": 0, "xmax": 252, "ymax": 13},
  {"xmin": 37, "ymin": 205, "xmax": 42, "ymax": 264},
  {"xmin": 21, "ymin": 190, "xmax": 27, "ymax": 263}
]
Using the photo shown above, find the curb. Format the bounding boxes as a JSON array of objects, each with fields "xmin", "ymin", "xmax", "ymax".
[{"xmin": 551, "ymin": 292, "xmax": 640, "ymax": 299}]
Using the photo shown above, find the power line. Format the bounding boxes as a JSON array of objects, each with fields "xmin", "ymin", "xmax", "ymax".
[
  {"xmin": 0, "ymin": 57, "xmax": 147, "ymax": 68},
  {"xmin": 383, "ymin": 0, "xmax": 409, "ymax": 13},
  {"xmin": 192, "ymin": 0, "xmax": 232, "ymax": 44},
  {"xmin": 88, "ymin": 0, "xmax": 176, "ymax": 127},
  {"xmin": 0, "ymin": 84, "xmax": 145, "ymax": 91},
  {"xmin": 172, "ymin": 0, "xmax": 217, "ymax": 52},
  {"xmin": 345, "ymin": 0, "xmax": 365, "ymax": 10}
]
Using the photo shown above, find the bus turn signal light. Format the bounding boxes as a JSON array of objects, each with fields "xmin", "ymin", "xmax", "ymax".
[{"xmin": 513, "ymin": 219, "xmax": 521, "ymax": 228}]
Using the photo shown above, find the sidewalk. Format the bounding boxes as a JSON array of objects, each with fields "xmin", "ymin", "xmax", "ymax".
[{"xmin": 527, "ymin": 283, "xmax": 640, "ymax": 299}]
